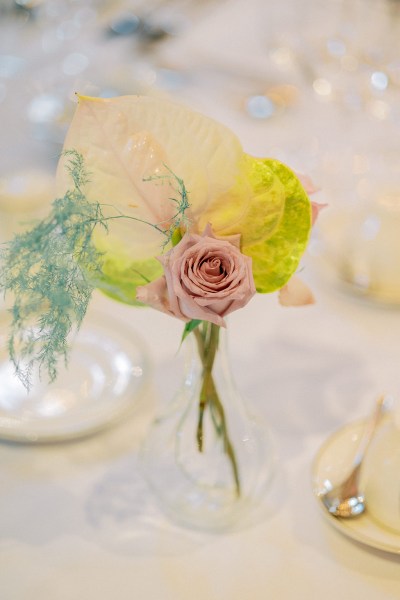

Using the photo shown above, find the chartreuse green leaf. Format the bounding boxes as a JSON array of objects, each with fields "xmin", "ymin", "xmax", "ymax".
[
  {"xmin": 242, "ymin": 159, "xmax": 312, "ymax": 293},
  {"xmin": 96, "ymin": 253, "xmax": 163, "ymax": 305},
  {"xmin": 181, "ymin": 319, "xmax": 202, "ymax": 343},
  {"xmin": 197, "ymin": 154, "xmax": 285, "ymax": 247}
]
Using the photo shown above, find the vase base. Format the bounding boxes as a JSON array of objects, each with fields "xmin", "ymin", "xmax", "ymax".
[
  {"xmin": 140, "ymin": 423, "xmax": 276, "ymax": 532},
  {"xmin": 142, "ymin": 471, "xmax": 276, "ymax": 533},
  {"xmin": 157, "ymin": 495, "xmax": 255, "ymax": 533}
]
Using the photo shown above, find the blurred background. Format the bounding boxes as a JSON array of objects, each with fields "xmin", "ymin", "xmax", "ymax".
[{"xmin": 1, "ymin": 0, "xmax": 400, "ymax": 304}]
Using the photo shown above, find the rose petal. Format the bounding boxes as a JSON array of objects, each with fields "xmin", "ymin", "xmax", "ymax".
[
  {"xmin": 278, "ymin": 276, "xmax": 315, "ymax": 306},
  {"xmin": 178, "ymin": 296, "xmax": 227, "ymax": 327},
  {"xmin": 311, "ymin": 201, "xmax": 327, "ymax": 225},
  {"xmin": 136, "ymin": 276, "xmax": 188, "ymax": 320},
  {"xmin": 296, "ymin": 172, "xmax": 319, "ymax": 196}
]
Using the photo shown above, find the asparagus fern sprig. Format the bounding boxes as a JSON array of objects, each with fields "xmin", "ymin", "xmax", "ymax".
[
  {"xmin": 0, "ymin": 151, "xmax": 106, "ymax": 389},
  {"xmin": 0, "ymin": 150, "xmax": 191, "ymax": 389},
  {"xmin": 143, "ymin": 164, "xmax": 191, "ymax": 247}
]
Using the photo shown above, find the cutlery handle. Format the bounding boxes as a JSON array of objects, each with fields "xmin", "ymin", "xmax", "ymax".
[{"xmin": 353, "ymin": 394, "xmax": 388, "ymax": 467}]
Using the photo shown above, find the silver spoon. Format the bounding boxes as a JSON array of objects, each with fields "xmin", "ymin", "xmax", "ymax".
[{"xmin": 319, "ymin": 394, "xmax": 389, "ymax": 518}]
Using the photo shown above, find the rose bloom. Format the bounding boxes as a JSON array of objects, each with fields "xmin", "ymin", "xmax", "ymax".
[{"xmin": 136, "ymin": 224, "xmax": 256, "ymax": 327}]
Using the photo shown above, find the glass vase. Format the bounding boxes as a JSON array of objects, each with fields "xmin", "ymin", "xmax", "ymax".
[{"xmin": 140, "ymin": 321, "xmax": 275, "ymax": 531}]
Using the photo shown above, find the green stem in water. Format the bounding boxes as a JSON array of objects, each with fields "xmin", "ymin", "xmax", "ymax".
[{"xmin": 193, "ymin": 322, "xmax": 241, "ymax": 496}]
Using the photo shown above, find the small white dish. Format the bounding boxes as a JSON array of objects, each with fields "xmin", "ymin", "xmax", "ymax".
[{"xmin": 312, "ymin": 420, "xmax": 400, "ymax": 555}]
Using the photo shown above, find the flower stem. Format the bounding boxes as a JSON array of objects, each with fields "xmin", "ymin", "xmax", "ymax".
[{"xmin": 193, "ymin": 322, "xmax": 241, "ymax": 496}]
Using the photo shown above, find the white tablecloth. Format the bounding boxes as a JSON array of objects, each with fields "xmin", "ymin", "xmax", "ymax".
[
  {"xmin": 2, "ymin": 272, "xmax": 400, "ymax": 599},
  {"xmin": 1, "ymin": 0, "xmax": 400, "ymax": 597}
]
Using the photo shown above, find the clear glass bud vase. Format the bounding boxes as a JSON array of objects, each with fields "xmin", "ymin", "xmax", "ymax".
[{"xmin": 140, "ymin": 321, "xmax": 275, "ymax": 531}]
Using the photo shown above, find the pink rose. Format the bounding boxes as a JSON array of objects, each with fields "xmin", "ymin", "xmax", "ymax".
[{"xmin": 136, "ymin": 224, "xmax": 256, "ymax": 327}]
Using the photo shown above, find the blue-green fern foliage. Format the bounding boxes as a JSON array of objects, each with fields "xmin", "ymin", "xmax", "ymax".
[{"xmin": 0, "ymin": 150, "xmax": 106, "ymax": 389}]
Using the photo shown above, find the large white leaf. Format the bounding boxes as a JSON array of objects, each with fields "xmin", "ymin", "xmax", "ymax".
[{"xmin": 56, "ymin": 95, "xmax": 243, "ymax": 260}]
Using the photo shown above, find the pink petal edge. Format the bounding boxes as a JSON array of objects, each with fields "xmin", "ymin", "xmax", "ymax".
[{"xmin": 279, "ymin": 276, "xmax": 315, "ymax": 307}]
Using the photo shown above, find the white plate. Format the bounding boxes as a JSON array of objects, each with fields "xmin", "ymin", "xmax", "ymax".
[
  {"xmin": 312, "ymin": 420, "xmax": 400, "ymax": 555},
  {"xmin": 0, "ymin": 309, "xmax": 149, "ymax": 443}
]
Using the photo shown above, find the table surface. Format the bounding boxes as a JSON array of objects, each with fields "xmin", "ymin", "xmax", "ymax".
[
  {"xmin": 2, "ymin": 277, "xmax": 400, "ymax": 600},
  {"xmin": 2, "ymin": 1, "xmax": 400, "ymax": 598}
]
